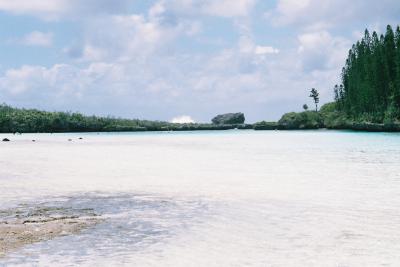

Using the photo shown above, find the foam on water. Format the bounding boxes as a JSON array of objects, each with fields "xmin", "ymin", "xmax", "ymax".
[{"xmin": 1, "ymin": 130, "xmax": 400, "ymax": 266}]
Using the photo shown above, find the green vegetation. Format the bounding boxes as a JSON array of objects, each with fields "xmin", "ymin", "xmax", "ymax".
[
  {"xmin": 253, "ymin": 121, "xmax": 278, "ymax": 130},
  {"xmin": 212, "ymin": 113, "xmax": 245, "ymax": 125},
  {"xmin": 0, "ymin": 104, "xmax": 167, "ymax": 133},
  {"xmin": 334, "ymin": 25, "xmax": 400, "ymax": 123},
  {"xmin": 255, "ymin": 101, "xmax": 400, "ymax": 132},
  {"xmin": 0, "ymin": 104, "xmax": 247, "ymax": 133},
  {"xmin": 278, "ymin": 111, "xmax": 323, "ymax": 130},
  {"xmin": 254, "ymin": 112, "xmax": 323, "ymax": 131}
]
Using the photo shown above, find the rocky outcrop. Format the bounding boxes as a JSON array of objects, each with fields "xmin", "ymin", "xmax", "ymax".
[
  {"xmin": 278, "ymin": 111, "xmax": 323, "ymax": 130},
  {"xmin": 212, "ymin": 113, "xmax": 245, "ymax": 125}
]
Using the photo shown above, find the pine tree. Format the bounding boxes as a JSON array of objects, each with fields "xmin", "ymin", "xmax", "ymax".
[
  {"xmin": 334, "ymin": 84, "xmax": 339, "ymax": 104},
  {"xmin": 336, "ymin": 25, "xmax": 400, "ymax": 122},
  {"xmin": 395, "ymin": 26, "xmax": 400, "ymax": 108},
  {"xmin": 384, "ymin": 25, "xmax": 397, "ymax": 114}
]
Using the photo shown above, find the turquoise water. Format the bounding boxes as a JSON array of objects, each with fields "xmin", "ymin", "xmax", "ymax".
[{"xmin": 1, "ymin": 130, "xmax": 400, "ymax": 266}]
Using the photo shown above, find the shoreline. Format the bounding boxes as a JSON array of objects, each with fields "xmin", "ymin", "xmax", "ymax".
[
  {"xmin": 1, "ymin": 126, "xmax": 400, "ymax": 137},
  {"xmin": 254, "ymin": 123, "xmax": 400, "ymax": 132},
  {"xmin": 2, "ymin": 103, "xmax": 400, "ymax": 134},
  {"xmin": 1, "ymin": 120, "xmax": 400, "ymax": 137}
]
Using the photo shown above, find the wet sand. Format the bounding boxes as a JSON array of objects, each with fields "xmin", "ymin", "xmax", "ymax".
[{"xmin": 0, "ymin": 205, "xmax": 102, "ymax": 257}]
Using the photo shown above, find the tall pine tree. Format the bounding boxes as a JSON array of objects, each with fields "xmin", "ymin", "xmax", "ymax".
[{"xmin": 336, "ymin": 25, "xmax": 400, "ymax": 122}]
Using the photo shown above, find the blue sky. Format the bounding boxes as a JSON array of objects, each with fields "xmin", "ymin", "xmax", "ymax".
[{"xmin": 0, "ymin": 0, "xmax": 399, "ymax": 122}]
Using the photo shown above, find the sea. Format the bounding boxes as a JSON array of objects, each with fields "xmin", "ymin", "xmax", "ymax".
[{"xmin": 1, "ymin": 130, "xmax": 400, "ymax": 266}]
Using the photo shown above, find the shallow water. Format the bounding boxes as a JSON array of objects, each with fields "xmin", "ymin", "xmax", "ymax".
[{"xmin": 1, "ymin": 130, "xmax": 400, "ymax": 266}]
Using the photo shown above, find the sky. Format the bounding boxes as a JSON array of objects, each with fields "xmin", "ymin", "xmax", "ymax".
[{"xmin": 0, "ymin": 0, "xmax": 399, "ymax": 123}]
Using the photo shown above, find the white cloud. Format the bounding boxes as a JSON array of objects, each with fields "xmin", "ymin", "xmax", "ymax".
[
  {"xmin": 269, "ymin": 0, "xmax": 311, "ymax": 26},
  {"xmin": 0, "ymin": 0, "xmax": 256, "ymax": 20},
  {"xmin": 297, "ymin": 30, "xmax": 350, "ymax": 71},
  {"xmin": 203, "ymin": 0, "xmax": 256, "ymax": 17},
  {"xmin": 68, "ymin": 10, "xmax": 194, "ymax": 63},
  {"xmin": 237, "ymin": 36, "xmax": 279, "ymax": 58},
  {"xmin": 22, "ymin": 31, "xmax": 53, "ymax": 47},
  {"xmin": 0, "ymin": 65, "xmax": 45, "ymax": 94},
  {"xmin": 0, "ymin": 0, "xmax": 66, "ymax": 19},
  {"xmin": 160, "ymin": 0, "xmax": 256, "ymax": 18},
  {"xmin": 0, "ymin": 64, "xmax": 83, "ymax": 96},
  {"xmin": 268, "ymin": 0, "xmax": 400, "ymax": 30},
  {"xmin": 170, "ymin": 115, "xmax": 195, "ymax": 123},
  {"xmin": 255, "ymin": 46, "xmax": 279, "ymax": 55},
  {"xmin": 0, "ymin": 0, "xmax": 131, "ymax": 20}
]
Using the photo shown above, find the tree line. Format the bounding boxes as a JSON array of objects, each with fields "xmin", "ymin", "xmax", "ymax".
[
  {"xmin": 0, "ymin": 104, "xmax": 252, "ymax": 133},
  {"xmin": 334, "ymin": 25, "xmax": 400, "ymax": 123},
  {"xmin": 0, "ymin": 104, "xmax": 173, "ymax": 133}
]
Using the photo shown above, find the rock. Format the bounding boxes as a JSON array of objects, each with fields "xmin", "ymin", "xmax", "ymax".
[
  {"xmin": 2, "ymin": 138, "xmax": 10, "ymax": 142},
  {"xmin": 68, "ymin": 139, "xmax": 72, "ymax": 141},
  {"xmin": 0, "ymin": 205, "xmax": 101, "ymax": 257},
  {"xmin": 211, "ymin": 113, "xmax": 245, "ymax": 125},
  {"xmin": 78, "ymin": 137, "xmax": 83, "ymax": 140}
]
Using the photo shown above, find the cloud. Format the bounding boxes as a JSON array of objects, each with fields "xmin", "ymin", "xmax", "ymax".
[
  {"xmin": 65, "ymin": 6, "xmax": 200, "ymax": 63},
  {"xmin": 255, "ymin": 46, "xmax": 279, "ymax": 55},
  {"xmin": 237, "ymin": 35, "xmax": 279, "ymax": 58},
  {"xmin": 202, "ymin": 0, "xmax": 256, "ymax": 17},
  {"xmin": 0, "ymin": 0, "xmax": 66, "ymax": 19},
  {"xmin": 159, "ymin": 0, "xmax": 256, "ymax": 18},
  {"xmin": 21, "ymin": 31, "xmax": 53, "ymax": 47},
  {"xmin": 0, "ymin": 0, "xmax": 132, "ymax": 20},
  {"xmin": 0, "ymin": 64, "xmax": 82, "ymax": 97},
  {"xmin": 0, "ymin": 0, "xmax": 256, "ymax": 20},
  {"xmin": 268, "ymin": 0, "xmax": 400, "ymax": 30},
  {"xmin": 170, "ymin": 115, "xmax": 195, "ymax": 123},
  {"xmin": 297, "ymin": 30, "xmax": 350, "ymax": 71},
  {"xmin": 0, "ymin": 65, "xmax": 46, "ymax": 94}
]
